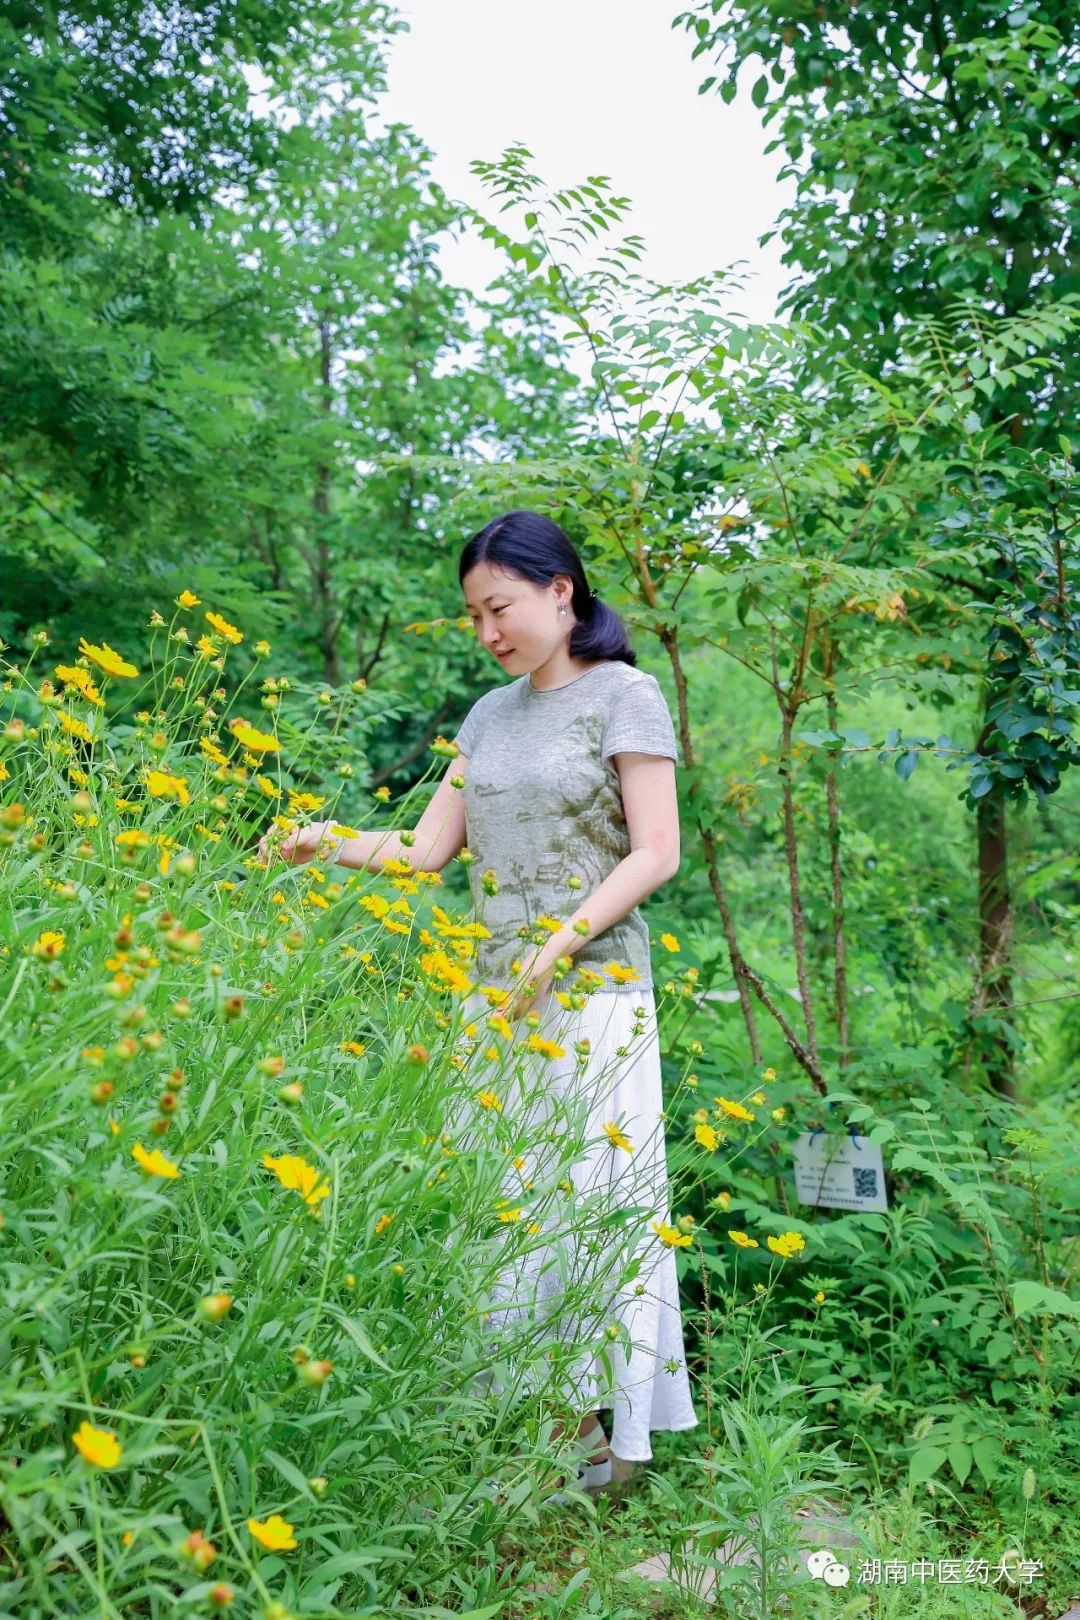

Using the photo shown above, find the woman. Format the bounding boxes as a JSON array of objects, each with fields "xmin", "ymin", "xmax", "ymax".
[{"xmin": 261, "ymin": 509, "xmax": 698, "ymax": 1496}]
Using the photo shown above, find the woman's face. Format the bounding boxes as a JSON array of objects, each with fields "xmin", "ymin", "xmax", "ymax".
[{"xmin": 462, "ymin": 562, "xmax": 571, "ymax": 673}]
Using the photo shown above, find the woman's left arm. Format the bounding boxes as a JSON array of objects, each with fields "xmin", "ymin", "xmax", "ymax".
[{"xmin": 524, "ymin": 752, "xmax": 680, "ymax": 990}]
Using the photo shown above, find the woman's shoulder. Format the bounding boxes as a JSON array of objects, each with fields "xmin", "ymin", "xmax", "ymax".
[{"xmin": 596, "ymin": 660, "xmax": 662, "ymax": 696}]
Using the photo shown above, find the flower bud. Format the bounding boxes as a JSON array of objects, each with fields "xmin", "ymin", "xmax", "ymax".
[
  {"xmin": 298, "ymin": 1358, "xmax": 333, "ymax": 1387},
  {"xmin": 181, "ymin": 1528, "xmax": 218, "ymax": 1571},
  {"xmin": 199, "ymin": 1293, "xmax": 233, "ymax": 1322},
  {"xmin": 89, "ymin": 1080, "xmax": 114, "ymax": 1105},
  {"xmin": 278, "ymin": 1082, "xmax": 303, "ymax": 1106}
]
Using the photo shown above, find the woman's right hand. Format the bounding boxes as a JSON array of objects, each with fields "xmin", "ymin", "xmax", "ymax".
[{"xmin": 257, "ymin": 820, "xmax": 340, "ymax": 867}]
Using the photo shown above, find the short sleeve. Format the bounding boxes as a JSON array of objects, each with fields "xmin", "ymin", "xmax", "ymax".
[
  {"xmin": 602, "ymin": 673, "xmax": 678, "ymax": 764},
  {"xmin": 454, "ymin": 691, "xmax": 489, "ymax": 759}
]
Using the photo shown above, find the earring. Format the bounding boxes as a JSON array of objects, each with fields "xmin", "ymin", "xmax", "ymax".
[{"xmin": 558, "ymin": 605, "xmax": 567, "ymax": 616}]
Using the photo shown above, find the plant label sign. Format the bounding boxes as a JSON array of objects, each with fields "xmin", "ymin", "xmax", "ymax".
[{"xmin": 792, "ymin": 1131, "xmax": 889, "ymax": 1212}]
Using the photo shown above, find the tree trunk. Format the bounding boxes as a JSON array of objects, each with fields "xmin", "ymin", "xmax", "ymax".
[{"xmin": 974, "ymin": 696, "xmax": 1016, "ymax": 1099}]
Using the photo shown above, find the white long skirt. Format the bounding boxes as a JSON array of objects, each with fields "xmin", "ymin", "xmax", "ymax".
[{"xmin": 446, "ymin": 983, "xmax": 700, "ymax": 1463}]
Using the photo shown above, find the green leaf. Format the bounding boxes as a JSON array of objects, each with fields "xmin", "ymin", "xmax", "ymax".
[
  {"xmin": 910, "ymin": 1446, "xmax": 947, "ymax": 1486},
  {"xmin": 971, "ymin": 1436, "xmax": 1002, "ymax": 1484},
  {"xmin": 984, "ymin": 1331, "xmax": 1013, "ymax": 1366},
  {"xmin": 947, "ymin": 1441, "xmax": 971, "ymax": 1484},
  {"xmin": 263, "ymin": 1448, "xmax": 317, "ymax": 1500},
  {"xmin": 1012, "ymin": 1280, "xmax": 1080, "ymax": 1319}
]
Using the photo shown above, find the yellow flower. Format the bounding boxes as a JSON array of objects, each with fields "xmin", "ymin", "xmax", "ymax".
[
  {"xmin": 59, "ymin": 712, "xmax": 92, "ymax": 742},
  {"xmin": 751, "ymin": 1091, "xmax": 767, "ymax": 1106},
  {"xmin": 604, "ymin": 961, "xmax": 641, "ymax": 984},
  {"xmin": 604, "ymin": 1121, "xmax": 634, "ymax": 1152},
  {"xmin": 200, "ymin": 737, "xmax": 229, "ymax": 767},
  {"xmin": 715, "ymin": 1096, "xmax": 756, "ymax": 1123},
  {"xmin": 145, "ymin": 769, "xmax": 190, "ymax": 807},
  {"xmin": 177, "ymin": 590, "xmax": 201, "ymax": 608},
  {"xmin": 766, "ymin": 1231, "xmax": 806, "ymax": 1259},
  {"xmin": 205, "ymin": 611, "xmax": 243, "ymax": 645},
  {"xmin": 132, "ymin": 1141, "xmax": 180, "ymax": 1179},
  {"xmin": 288, "ymin": 791, "xmax": 326, "ymax": 815},
  {"xmin": 727, "ymin": 1229, "xmax": 759, "ymax": 1249},
  {"xmin": 495, "ymin": 1201, "xmax": 523, "ymax": 1222},
  {"xmin": 338, "ymin": 1041, "xmax": 366, "ymax": 1056},
  {"xmin": 55, "ymin": 663, "xmax": 104, "ymax": 706},
  {"xmin": 374, "ymin": 1212, "xmax": 394, "ymax": 1235},
  {"xmin": 659, "ymin": 932, "xmax": 681, "ymax": 952},
  {"xmin": 31, "ymin": 930, "xmax": 65, "ymax": 960},
  {"xmin": 814, "ymin": 1290, "xmax": 826, "ymax": 1305},
  {"xmin": 762, "ymin": 1067, "xmax": 777, "ymax": 1081},
  {"xmin": 694, "ymin": 1121, "xmax": 719, "ymax": 1152},
  {"xmin": 230, "ymin": 719, "xmax": 279, "ymax": 754},
  {"xmin": 73, "ymin": 1419, "xmax": 121, "ymax": 1469},
  {"xmin": 652, "ymin": 1219, "xmax": 692, "ymax": 1248},
  {"xmin": 247, "ymin": 1514, "xmax": 296, "ymax": 1551},
  {"xmin": 78, "ymin": 638, "xmax": 139, "ymax": 678},
  {"xmin": 115, "ymin": 828, "xmax": 151, "ymax": 849},
  {"xmin": 476, "ymin": 1089, "xmax": 502, "ymax": 1112},
  {"xmin": 262, "ymin": 1152, "xmax": 330, "ymax": 1209},
  {"xmin": 523, "ymin": 1034, "xmax": 565, "ymax": 1060}
]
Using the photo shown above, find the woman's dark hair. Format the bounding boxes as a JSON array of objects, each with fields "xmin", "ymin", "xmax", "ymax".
[{"xmin": 458, "ymin": 510, "xmax": 637, "ymax": 667}]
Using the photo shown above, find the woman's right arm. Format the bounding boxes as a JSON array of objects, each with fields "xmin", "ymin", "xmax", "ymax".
[{"xmin": 260, "ymin": 757, "xmax": 468, "ymax": 875}]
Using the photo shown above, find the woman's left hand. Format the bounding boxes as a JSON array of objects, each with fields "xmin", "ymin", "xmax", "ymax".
[{"xmin": 501, "ymin": 954, "xmax": 557, "ymax": 1024}]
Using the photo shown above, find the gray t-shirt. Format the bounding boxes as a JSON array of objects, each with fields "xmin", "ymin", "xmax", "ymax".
[{"xmin": 454, "ymin": 659, "xmax": 679, "ymax": 996}]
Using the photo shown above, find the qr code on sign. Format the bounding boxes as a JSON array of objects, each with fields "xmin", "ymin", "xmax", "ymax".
[{"xmin": 853, "ymin": 1167, "xmax": 879, "ymax": 1199}]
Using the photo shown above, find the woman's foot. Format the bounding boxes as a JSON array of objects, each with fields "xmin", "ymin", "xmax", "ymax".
[{"xmin": 538, "ymin": 1419, "xmax": 613, "ymax": 1502}]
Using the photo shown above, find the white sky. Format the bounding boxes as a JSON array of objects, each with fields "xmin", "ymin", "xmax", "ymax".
[{"xmin": 373, "ymin": 0, "xmax": 794, "ymax": 325}]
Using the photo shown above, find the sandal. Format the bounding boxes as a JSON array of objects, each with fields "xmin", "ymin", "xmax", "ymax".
[
  {"xmin": 576, "ymin": 1419, "xmax": 613, "ymax": 1489},
  {"xmin": 539, "ymin": 1420, "xmax": 613, "ymax": 1506}
]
